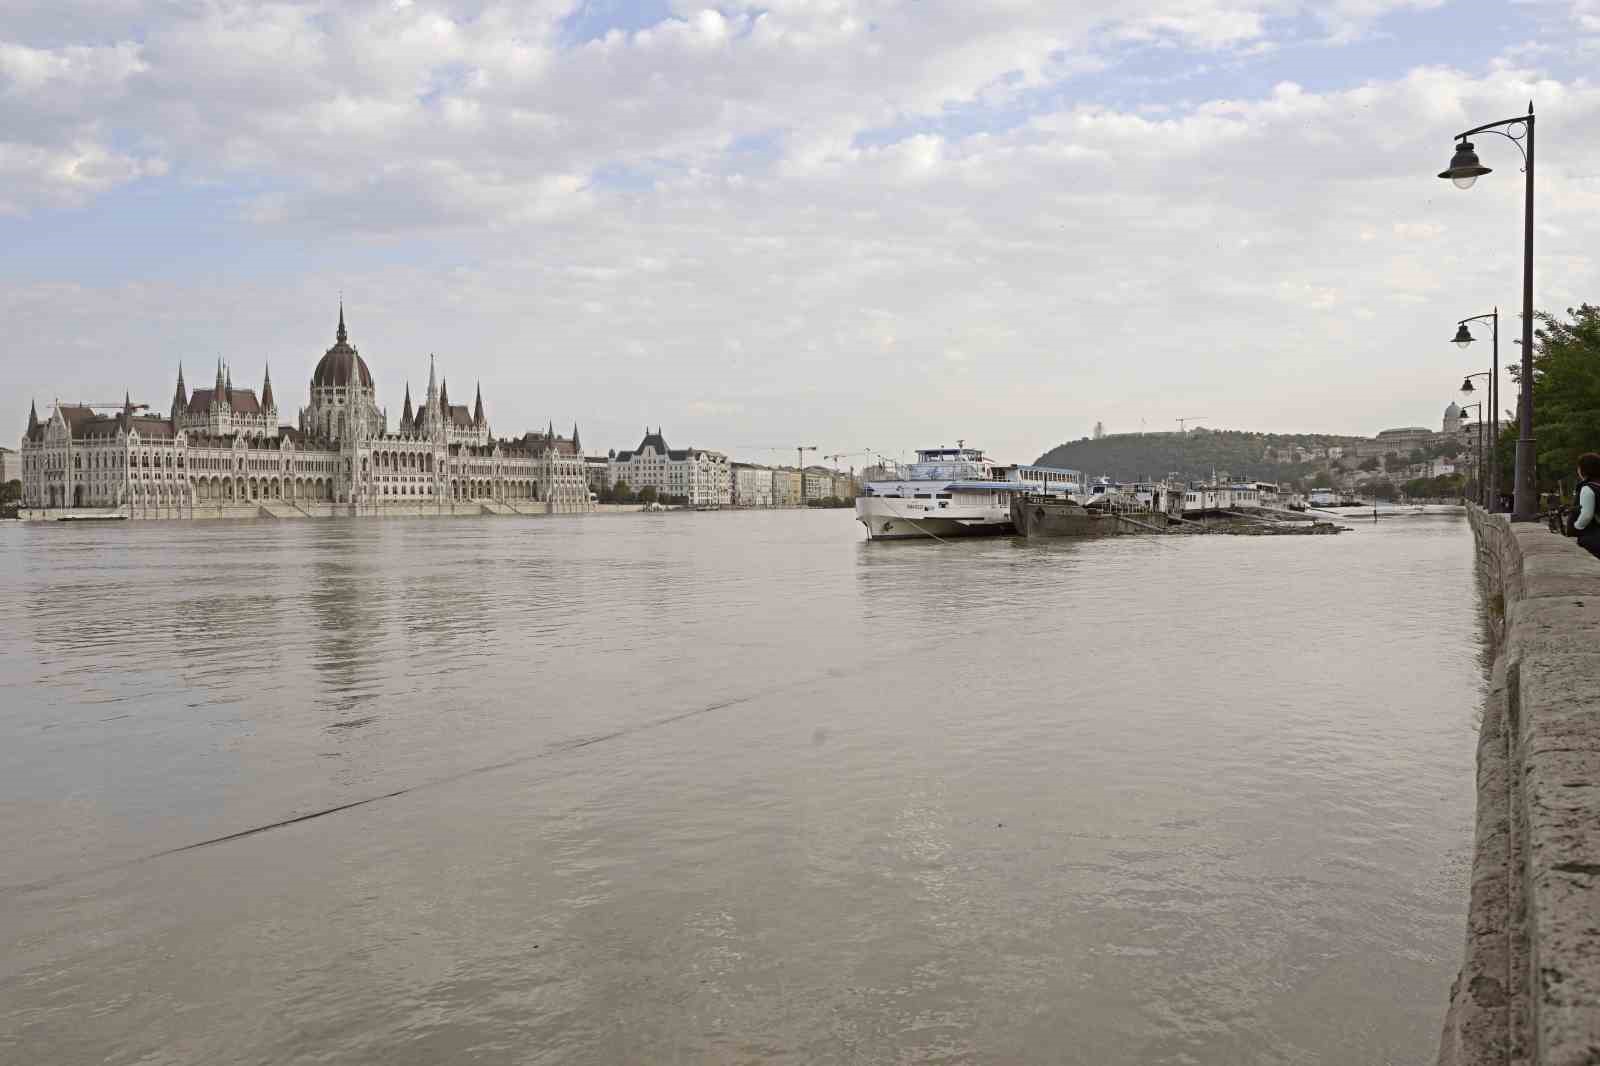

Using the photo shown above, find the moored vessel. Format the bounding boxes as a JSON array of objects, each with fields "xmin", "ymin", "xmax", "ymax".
[
  {"xmin": 1010, "ymin": 495, "xmax": 1142, "ymax": 537},
  {"xmin": 855, "ymin": 445, "xmax": 1080, "ymax": 541}
]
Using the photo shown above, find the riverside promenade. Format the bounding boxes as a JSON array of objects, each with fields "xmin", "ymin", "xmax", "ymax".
[{"xmin": 1440, "ymin": 506, "xmax": 1600, "ymax": 1065}]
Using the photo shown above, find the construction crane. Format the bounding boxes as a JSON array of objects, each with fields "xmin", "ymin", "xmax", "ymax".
[
  {"xmin": 70, "ymin": 401, "xmax": 150, "ymax": 412},
  {"xmin": 795, "ymin": 445, "xmax": 817, "ymax": 469},
  {"xmin": 824, "ymin": 450, "xmax": 875, "ymax": 484},
  {"xmin": 1175, "ymin": 417, "xmax": 1207, "ymax": 484}
]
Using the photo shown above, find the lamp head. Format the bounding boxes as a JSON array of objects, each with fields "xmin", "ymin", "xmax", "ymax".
[
  {"xmin": 1460, "ymin": 377, "xmax": 1475, "ymax": 396},
  {"xmin": 1439, "ymin": 140, "xmax": 1491, "ymax": 189},
  {"xmin": 1452, "ymin": 323, "xmax": 1475, "ymax": 348}
]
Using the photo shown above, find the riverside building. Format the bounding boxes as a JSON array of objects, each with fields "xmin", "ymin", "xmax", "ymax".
[
  {"xmin": 773, "ymin": 468, "xmax": 803, "ymax": 507},
  {"xmin": 18, "ymin": 306, "xmax": 593, "ymax": 518},
  {"xmin": 802, "ymin": 467, "xmax": 834, "ymax": 503},
  {"xmin": 730, "ymin": 462, "xmax": 775, "ymax": 507},
  {"xmin": 606, "ymin": 428, "xmax": 731, "ymax": 507}
]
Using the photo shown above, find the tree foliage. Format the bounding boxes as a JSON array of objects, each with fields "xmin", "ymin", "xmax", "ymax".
[
  {"xmin": 1526, "ymin": 303, "xmax": 1600, "ymax": 490},
  {"xmin": 1403, "ymin": 473, "xmax": 1465, "ymax": 500}
]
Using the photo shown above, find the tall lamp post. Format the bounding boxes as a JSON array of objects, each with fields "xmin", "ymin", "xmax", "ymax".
[
  {"xmin": 1452, "ymin": 310, "xmax": 1499, "ymax": 510},
  {"xmin": 1438, "ymin": 104, "xmax": 1535, "ymax": 520},
  {"xmin": 1460, "ymin": 372, "xmax": 1492, "ymax": 506},
  {"xmin": 1460, "ymin": 400, "xmax": 1484, "ymax": 506}
]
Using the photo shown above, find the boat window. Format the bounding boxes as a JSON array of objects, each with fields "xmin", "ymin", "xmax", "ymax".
[
  {"xmin": 935, "ymin": 493, "xmax": 952, "ymax": 499},
  {"xmin": 913, "ymin": 493, "xmax": 932, "ymax": 499}
]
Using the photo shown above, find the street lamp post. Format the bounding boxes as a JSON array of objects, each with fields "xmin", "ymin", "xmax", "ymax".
[
  {"xmin": 1459, "ymin": 400, "xmax": 1484, "ymax": 506},
  {"xmin": 1460, "ymin": 372, "xmax": 1492, "ymax": 507},
  {"xmin": 1452, "ymin": 309, "xmax": 1500, "ymax": 510},
  {"xmin": 1439, "ymin": 103, "xmax": 1535, "ymax": 520}
]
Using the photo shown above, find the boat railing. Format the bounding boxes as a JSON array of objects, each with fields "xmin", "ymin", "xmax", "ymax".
[{"xmin": 876, "ymin": 462, "xmax": 992, "ymax": 482}]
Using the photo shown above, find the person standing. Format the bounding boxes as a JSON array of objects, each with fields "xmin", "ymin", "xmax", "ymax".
[{"xmin": 1573, "ymin": 453, "xmax": 1600, "ymax": 560}]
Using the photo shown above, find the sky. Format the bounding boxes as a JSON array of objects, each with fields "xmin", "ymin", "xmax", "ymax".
[{"xmin": 4, "ymin": 0, "xmax": 1599, "ymax": 468}]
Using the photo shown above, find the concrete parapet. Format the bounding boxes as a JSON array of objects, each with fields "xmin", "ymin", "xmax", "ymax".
[{"xmin": 1440, "ymin": 505, "xmax": 1600, "ymax": 1065}]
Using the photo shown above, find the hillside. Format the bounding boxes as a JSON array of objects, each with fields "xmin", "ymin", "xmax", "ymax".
[{"xmin": 1034, "ymin": 430, "xmax": 1369, "ymax": 483}]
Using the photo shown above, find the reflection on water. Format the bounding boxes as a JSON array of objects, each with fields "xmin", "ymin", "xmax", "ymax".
[{"xmin": 0, "ymin": 511, "xmax": 1480, "ymax": 1064}]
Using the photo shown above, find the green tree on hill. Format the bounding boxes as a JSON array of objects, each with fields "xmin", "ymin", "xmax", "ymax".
[{"xmin": 1034, "ymin": 430, "xmax": 1368, "ymax": 484}]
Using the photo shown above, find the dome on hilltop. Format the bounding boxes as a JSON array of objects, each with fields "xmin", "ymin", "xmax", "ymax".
[{"xmin": 1444, "ymin": 401, "xmax": 1461, "ymax": 417}]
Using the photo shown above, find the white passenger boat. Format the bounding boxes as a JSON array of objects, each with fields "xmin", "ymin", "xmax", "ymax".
[{"xmin": 855, "ymin": 446, "xmax": 1080, "ymax": 541}]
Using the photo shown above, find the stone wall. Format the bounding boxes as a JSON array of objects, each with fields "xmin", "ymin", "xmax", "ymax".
[{"xmin": 1439, "ymin": 506, "xmax": 1600, "ymax": 1065}]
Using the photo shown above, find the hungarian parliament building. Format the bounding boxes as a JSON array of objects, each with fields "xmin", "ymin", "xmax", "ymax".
[{"xmin": 17, "ymin": 307, "xmax": 594, "ymax": 518}]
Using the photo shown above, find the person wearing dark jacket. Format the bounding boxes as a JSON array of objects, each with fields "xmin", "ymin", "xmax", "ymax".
[{"xmin": 1574, "ymin": 452, "xmax": 1600, "ymax": 560}]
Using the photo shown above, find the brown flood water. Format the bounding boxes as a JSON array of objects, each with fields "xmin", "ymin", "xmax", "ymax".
[{"xmin": 0, "ymin": 509, "xmax": 1482, "ymax": 1064}]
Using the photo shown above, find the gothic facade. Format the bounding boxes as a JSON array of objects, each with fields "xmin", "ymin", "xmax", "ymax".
[{"xmin": 18, "ymin": 307, "xmax": 593, "ymax": 517}]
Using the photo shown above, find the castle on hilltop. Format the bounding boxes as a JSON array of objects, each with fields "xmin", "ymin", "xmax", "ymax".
[
  {"xmin": 18, "ymin": 306, "xmax": 593, "ymax": 518},
  {"xmin": 1352, "ymin": 401, "xmax": 1480, "ymax": 459}
]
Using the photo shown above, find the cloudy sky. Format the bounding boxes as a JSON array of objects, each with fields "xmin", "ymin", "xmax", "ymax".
[{"xmin": 4, "ymin": 1, "xmax": 1598, "ymax": 466}]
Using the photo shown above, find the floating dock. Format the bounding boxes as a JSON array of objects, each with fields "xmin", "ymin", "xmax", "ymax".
[{"xmin": 1009, "ymin": 495, "xmax": 1343, "ymax": 538}]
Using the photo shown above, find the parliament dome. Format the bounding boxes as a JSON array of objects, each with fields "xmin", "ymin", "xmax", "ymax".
[{"xmin": 310, "ymin": 305, "xmax": 374, "ymax": 390}]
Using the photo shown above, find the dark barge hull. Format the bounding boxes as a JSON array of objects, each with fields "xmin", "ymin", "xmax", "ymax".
[{"xmin": 1010, "ymin": 498, "xmax": 1151, "ymax": 538}]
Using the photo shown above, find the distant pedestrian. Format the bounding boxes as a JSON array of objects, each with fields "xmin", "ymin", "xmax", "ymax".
[{"xmin": 1572, "ymin": 453, "xmax": 1600, "ymax": 560}]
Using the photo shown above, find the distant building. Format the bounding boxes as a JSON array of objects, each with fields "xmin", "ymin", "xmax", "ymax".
[
  {"xmin": 772, "ymin": 467, "xmax": 803, "ymax": 507},
  {"xmin": 1373, "ymin": 427, "xmax": 1435, "ymax": 456},
  {"xmin": 1093, "ymin": 421, "xmax": 1105, "ymax": 440},
  {"xmin": 18, "ymin": 305, "xmax": 592, "ymax": 516},
  {"xmin": 583, "ymin": 456, "xmax": 609, "ymax": 496},
  {"xmin": 831, "ymin": 472, "xmax": 858, "ymax": 500},
  {"xmin": 802, "ymin": 466, "xmax": 834, "ymax": 503},
  {"xmin": 607, "ymin": 427, "xmax": 731, "ymax": 507},
  {"xmin": 0, "ymin": 446, "xmax": 16, "ymax": 485},
  {"xmin": 731, "ymin": 462, "xmax": 774, "ymax": 507}
]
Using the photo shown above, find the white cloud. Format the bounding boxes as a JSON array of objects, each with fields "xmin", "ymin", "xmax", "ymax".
[{"xmin": 2, "ymin": 1, "xmax": 1599, "ymax": 462}]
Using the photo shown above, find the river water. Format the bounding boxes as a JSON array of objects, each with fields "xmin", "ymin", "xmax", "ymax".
[{"xmin": 0, "ymin": 510, "xmax": 1482, "ymax": 1065}]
